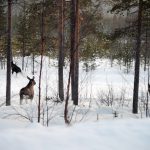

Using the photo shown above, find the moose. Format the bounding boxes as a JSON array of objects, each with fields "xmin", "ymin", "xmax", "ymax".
[
  {"xmin": 19, "ymin": 76, "xmax": 36, "ymax": 105},
  {"xmin": 11, "ymin": 61, "xmax": 21, "ymax": 75}
]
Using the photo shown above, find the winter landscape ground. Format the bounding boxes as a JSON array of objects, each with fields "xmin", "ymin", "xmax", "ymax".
[{"xmin": 0, "ymin": 56, "xmax": 150, "ymax": 150}]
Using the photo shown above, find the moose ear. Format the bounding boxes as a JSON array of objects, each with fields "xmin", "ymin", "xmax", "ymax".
[{"xmin": 27, "ymin": 76, "xmax": 31, "ymax": 80}]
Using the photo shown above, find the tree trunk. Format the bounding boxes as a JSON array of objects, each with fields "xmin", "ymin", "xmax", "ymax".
[
  {"xmin": 70, "ymin": 0, "xmax": 75, "ymax": 103},
  {"xmin": 6, "ymin": 0, "xmax": 12, "ymax": 106},
  {"xmin": 132, "ymin": 0, "xmax": 143, "ymax": 114},
  {"xmin": 73, "ymin": 0, "xmax": 79, "ymax": 105},
  {"xmin": 22, "ymin": 39, "xmax": 25, "ymax": 70},
  {"xmin": 64, "ymin": 0, "xmax": 80, "ymax": 124},
  {"xmin": 70, "ymin": 0, "xmax": 79, "ymax": 105},
  {"xmin": 64, "ymin": 66, "xmax": 71, "ymax": 124},
  {"xmin": 22, "ymin": 1, "xmax": 26, "ymax": 71},
  {"xmin": 38, "ymin": 0, "xmax": 45, "ymax": 123},
  {"xmin": 58, "ymin": 0, "xmax": 64, "ymax": 101},
  {"xmin": 32, "ymin": 53, "xmax": 35, "ymax": 75}
]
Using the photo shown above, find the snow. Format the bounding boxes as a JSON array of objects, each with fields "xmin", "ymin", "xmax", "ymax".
[
  {"xmin": 0, "ymin": 118, "xmax": 150, "ymax": 150},
  {"xmin": 0, "ymin": 57, "xmax": 149, "ymax": 150},
  {"xmin": 0, "ymin": 57, "xmax": 148, "ymax": 102}
]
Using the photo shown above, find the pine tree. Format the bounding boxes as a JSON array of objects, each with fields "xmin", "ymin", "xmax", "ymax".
[
  {"xmin": 6, "ymin": 0, "xmax": 12, "ymax": 106},
  {"xmin": 110, "ymin": 0, "xmax": 150, "ymax": 114},
  {"xmin": 58, "ymin": 0, "xmax": 64, "ymax": 101},
  {"xmin": 133, "ymin": 0, "xmax": 143, "ymax": 114},
  {"xmin": 70, "ymin": 0, "xmax": 79, "ymax": 105}
]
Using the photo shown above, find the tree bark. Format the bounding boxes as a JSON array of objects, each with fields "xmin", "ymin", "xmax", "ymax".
[
  {"xmin": 73, "ymin": 0, "xmax": 79, "ymax": 105},
  {"xmin": 22, "ymin": 1, "xmax": 26, "ymax": 71},
  {"xmin": 32, "ymin": 53, "xmax": 35, "ymax": 75},
  {"xmin": 6, "ymin": 0, "xmax": 12, "ymax": 106},
  {"xmin": 70, "ymin": 0, "xmax": 75, "ymax": 103},
  {"xmin": 70, "ymin": 0, "xmax": 79, "ymax": 105},
  {"xmin": 38, "ymin": 0, "xmax": 45, "ymax": 123},
  {"xmin": 64, "ymin": 66, "xmax": 71, "ymax": 124},
  {"xmin": 58, "ymin": 0, "xmax": 64, "ymax": 101},
  {"xmin": 132, "ymin": 0, "xmax": 143, "ymax": 114}
]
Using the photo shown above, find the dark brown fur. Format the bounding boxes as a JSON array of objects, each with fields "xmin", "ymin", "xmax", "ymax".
[
  {"xmin": 11, "ymin": 61, "xmax": 21, "ymax": 75},
  {"xmin": 20, "ymin": 76, "xmax": 36, "ymax": 105}
]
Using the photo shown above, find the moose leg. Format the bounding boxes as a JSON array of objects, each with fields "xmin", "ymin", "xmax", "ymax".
[
  {"xmin": 20, "ymin": 95, "xmax": 23, "ymax": 105},
  {"xmin": 20, "ymin": 99, "xmax": 23, "ymax": 105},
  {"xmin": 29, "ymin": 95, "xmax": 34, "ymax": 104}
]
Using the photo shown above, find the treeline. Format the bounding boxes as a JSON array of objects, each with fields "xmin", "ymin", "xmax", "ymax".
[
  {"xmin": 0, "ymin": 0, "xmax": 150, "ymax": 62},
  {"xmin": 1, "ymin": 0, "xmax": 149, "ymax": 63},
  {"xmin": 108, "ymin": 0, "xmax": 150, "ymax": 67},
  {"xmin": 0, "ymin": 0, "xmax": 106, "ymax": 60}
]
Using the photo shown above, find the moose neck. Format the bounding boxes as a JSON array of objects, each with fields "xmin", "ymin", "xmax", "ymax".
[{"xmin": 27, "ymin": 82, "xmax": 33, "ymax": 88}]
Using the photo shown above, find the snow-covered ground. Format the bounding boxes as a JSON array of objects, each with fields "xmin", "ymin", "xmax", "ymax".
[
  {"xmin": 0, "ymin": 57, "xmax": 148, "ymax": 101},
  {"xmin": 0, "ymin": 56, "xmax": 149, "ymax": 150},
  {"xmin": 0, "ymin": 118, "xmax": 150, "ymax": 150}
]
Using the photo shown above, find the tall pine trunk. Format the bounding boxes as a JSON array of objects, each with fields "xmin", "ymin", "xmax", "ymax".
[
  {"xmin": 73, "ymin": 0, "xmax": 79, "ymax": 105},
  {"xmin": 70, "ymin": 0, "xmax": 75, "ymax": 103},
  {"xmin": 6, "ymin": 0, "xmax": 12, "ymax": 106},
  {"xmin": 64, "ymin": 0, "xmax": 79, "ymax": 124},
  {"xmin": 22, "ymin": 1, "xmax": 26, "ymax": 71},
  {"xmin": 58, "ymin": 0, "xmax": 64, "ymax": 101},
  {"xmin": 38, "ymin": 0, "xmax": 45, "ymax": 123},
  {"xmin": 132, "ymin": 0, "xmax": 143, "ymax": 114},
  {"xmin": 70, "ymin": 0, "xmax": 79, "ymax": 105}
]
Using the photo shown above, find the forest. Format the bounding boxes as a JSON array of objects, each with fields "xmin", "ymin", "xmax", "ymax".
[{"xmin": 0, "ymin": 0, "xmax": 150, "ymax": 150}]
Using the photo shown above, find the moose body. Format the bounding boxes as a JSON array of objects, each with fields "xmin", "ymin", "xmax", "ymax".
[
  {"xmin": 20, "ymin": 76, "xmax": 36, "ymax": 105},
  {"xmin": 11, "ymin": 61, "xmax": 21, "ymax": 75}
]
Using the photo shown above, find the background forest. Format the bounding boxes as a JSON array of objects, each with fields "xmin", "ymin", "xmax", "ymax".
[
  {"xmin": 0, "ymin": 0, "xmax": 150, "ymax": 121},
  {"xmin": 0, "ymin": 0, "xmax": 148, "ymax": 62}
]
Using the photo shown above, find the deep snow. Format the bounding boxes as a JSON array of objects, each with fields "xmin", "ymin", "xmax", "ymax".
[
  {"xmin": 0, "ymin": 118, "xmax": 150, "ymax": 150},
  {"xmin": 0, "ymin": 57, "xmax": 150, "ymax": 150}
]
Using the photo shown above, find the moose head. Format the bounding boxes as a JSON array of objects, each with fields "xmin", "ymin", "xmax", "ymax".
[{"xmin": 27, "ymin": 76, "xmax": 36, "ymax": 87}]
